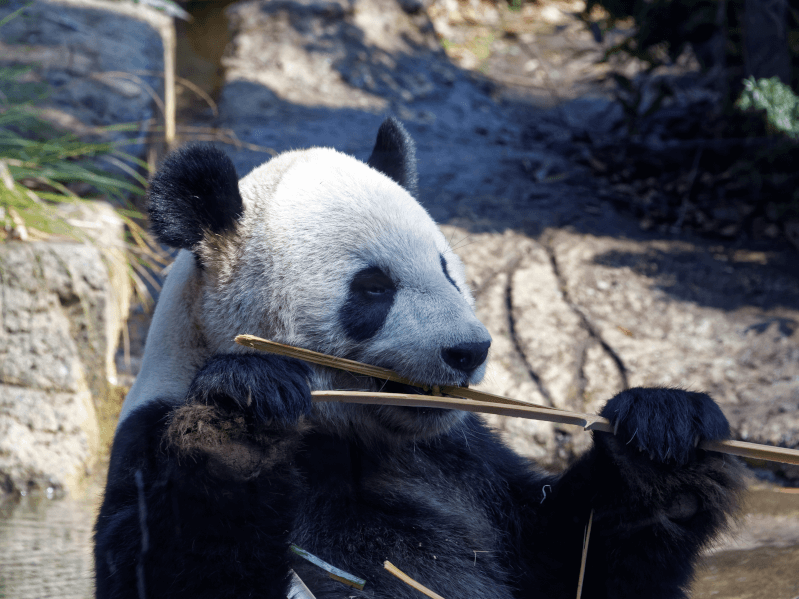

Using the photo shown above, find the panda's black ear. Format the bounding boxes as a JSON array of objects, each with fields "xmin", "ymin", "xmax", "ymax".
[
  {"xmin": 148, "ymin": 144, "xmax": 243, "ymax": 250},
  {"xmin": 367, "ymin": 117, "xmax": 418, "ymax": 196}
]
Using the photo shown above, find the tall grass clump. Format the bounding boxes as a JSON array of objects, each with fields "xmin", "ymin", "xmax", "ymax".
[{"xmin": 0, "ymin": 47, "xmax": 168, "ymax": 303}]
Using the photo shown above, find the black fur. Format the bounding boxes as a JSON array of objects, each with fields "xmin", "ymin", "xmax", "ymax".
[
  {"xmin": 600, "ymin": 388, "xmax": 730, "ymax": 465},
  {"xmin": 148, "ymin": 144, "xmax": 243, "ymax": 250},
  {"xmin": 338, "ymin": 266, "xmax": 397, "ymax": 342},
  {"xmin": 366, "ymin": 117, "xmax": 418, "ymax": 196},
  {"xmin": 440, "ymin": 254, "xmax": 461, "ymax": 293},
  {"xmin": 96, "ymin": 378, "xmax": 744, "ymax": 598},
  {"xmin": 95, "ymin": 354, "xmax": 312, "ymax": 599},
  {"xmin": 186, "ymin": 353, "xmax": 313, "ymax": 424}
]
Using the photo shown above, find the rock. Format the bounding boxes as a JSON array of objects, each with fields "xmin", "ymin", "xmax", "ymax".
[
  {"xmin": 445, "ymin": 224, "xmax": 799, "ymax": 469},
  {"xmin": 0, "ymin": 202, "xmax": 131, "ymax": 495},
  {"xmin": 0, "ymin": 0, "xmax": 167, "ymax": 496},
  {"xmin": 0, "ymin": 388, "xmax": 98, "ymax": 497}
]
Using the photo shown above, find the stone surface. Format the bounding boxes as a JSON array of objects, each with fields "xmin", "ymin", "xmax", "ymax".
[
  {"xmin": 0, "ymin": 202, "xmax": 131, "ymax": 495},
  {"xmin": 449, "ymin": 226, "xmax": 799, "ymax": 471}
]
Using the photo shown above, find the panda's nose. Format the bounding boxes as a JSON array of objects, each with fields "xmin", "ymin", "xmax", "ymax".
[{"xmin": 441, "ymin": 340, "xmax": 491, "ymax": 374}]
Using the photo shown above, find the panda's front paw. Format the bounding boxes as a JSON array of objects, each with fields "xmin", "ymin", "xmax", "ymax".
[
  {"xmin": 187, "ymin": 353, "xmax": 312, "ymax": 425},
  {"xmin": 599, "ymin": 388, "xmax": 730, "ymax": 465}
]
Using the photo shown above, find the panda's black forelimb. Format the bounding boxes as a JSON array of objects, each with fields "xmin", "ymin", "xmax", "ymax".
[
  {"xmin": 186, "ymin": 353, "xmax": 313, "ymax": 425},
  {"xmin": 95, "ymin": 355, "xmax": 312, "ymax": 599},
  {"xmin": 520, "ymin": 388, "xmax": 745, "ymax": 598},
  {"xmin": 600, "ymin": 388, "xmax": 732, "ymax": 465}
]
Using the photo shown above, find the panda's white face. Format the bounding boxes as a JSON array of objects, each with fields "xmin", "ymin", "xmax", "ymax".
[
  {"xmin": 132, "ymin": 118, "xmax": 491, "ymax": 441},
  {"xmin": 217, "ymin": 148, "xmax": 491, "ymax": 440}
]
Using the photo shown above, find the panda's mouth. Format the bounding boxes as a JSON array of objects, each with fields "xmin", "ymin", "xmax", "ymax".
[
  {"xmin": 379, "ymin": 380, "xmax": 428, "ymax": 395},
  {"xmin": 376, "ymin": 379, "xmax": 471, "ymax": 422},
  {"xmin": 377, "ymin": 379, "xmax": 469, "ymax": 395}
]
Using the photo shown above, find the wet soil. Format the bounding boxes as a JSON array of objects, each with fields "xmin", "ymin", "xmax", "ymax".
[{"xmin": 695, "ymin": 546, "xmax": 799, "ymax": 599}]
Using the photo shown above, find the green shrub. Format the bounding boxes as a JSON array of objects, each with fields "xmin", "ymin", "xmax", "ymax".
[{"xmin": 736, "ymin": 76, "xmax": 799, "ymax": 138}]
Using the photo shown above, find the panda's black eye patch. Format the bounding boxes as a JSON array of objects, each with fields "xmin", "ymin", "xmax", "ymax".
[
  {"xmin": 440, "ymin": 255, "xmax": 460, "ymax": 293},
  {"xmin": 355, "ymin": 268, "xmax": 395, "ymax": 297},
  {"xmin": 339, "ymin": 266, "xmax": 397, "ymax": 342}
]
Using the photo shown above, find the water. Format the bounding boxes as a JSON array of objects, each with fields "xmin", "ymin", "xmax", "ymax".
[
  {"xmin": 174, "ymin": 0, "xmax": 239, "ymax": 122},
  {"xmin": 0, "ymin": 481, "xmax": 99, "ymax": 599},
  {"xmin": 1, "ymin": 482, "xmax": 795, "ymax": 598},
  {"xmin": 693, "ymin": 486, "xmax": 799, "ymax": 598}
]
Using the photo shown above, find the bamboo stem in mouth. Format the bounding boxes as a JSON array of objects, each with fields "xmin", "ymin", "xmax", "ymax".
[
  {"xmin": 311, "ymin": 391, "xmax": 613, "ymax": 432},
  {"xmin": 235, "ymin": 335, "xmax": 549, "ymax": 409},
  {"xmin": 234, "ymin": 335, "xmax": 799, "ymax": 466}
]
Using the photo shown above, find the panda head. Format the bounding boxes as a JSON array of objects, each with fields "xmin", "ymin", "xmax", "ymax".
[{"xmin": 148, "ymin": 118, "xmax": 491, "ymax": 441}]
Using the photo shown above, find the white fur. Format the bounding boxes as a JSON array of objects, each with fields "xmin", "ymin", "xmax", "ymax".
[
  {"xmin": 119, "ymin": 251, "xmax": 210, "ymax": 422},
  {"xmin": 118, "ymin": 147, "xmax": 489, "ymax": 436}
]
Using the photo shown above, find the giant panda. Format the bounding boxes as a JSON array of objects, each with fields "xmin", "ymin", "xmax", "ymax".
[{"xmin": 95, "ymin": 118, "xmax": 744, "ymax": 599}]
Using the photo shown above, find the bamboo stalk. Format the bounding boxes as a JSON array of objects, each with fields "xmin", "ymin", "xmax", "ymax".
[
  {"xmin": 287, "ymin": 571, "xmax": 316, "ymax": 599},
  {"xmin": 575, "ymin": 509, "xmax": 593, "ymax": 599},
  {"xmin": 236, "ymin": 335, "xmax": 418, "ymax": 387},
  {"xmin": 235, "ymin": 335, "xmax": 799, "ymax": 466},
  {"xmin": 289, "ymin": 545, "xmax": 365, "ymax": 590},
  {"xmin": 699, "ymin": 439, "xmax": 799, "ymax": 466},
  {"xmin": 235, "ymin": 335, "xmax": 551, "ymax": 409},
  {"xmin": 162, "ymin": 18, "xmax": 176, "ymax": 148},
  {"xmin": 383, "ymin": 561, "xmax": 448, "ymax": 599},
  {"xmin": 312, "ymin": 392, "xmax": 613, "ymax": 432},
  {"xmin": 311, "ymin": 392, "xmax": 799, "ymax": 466}
]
